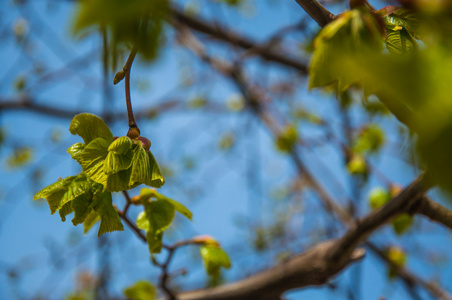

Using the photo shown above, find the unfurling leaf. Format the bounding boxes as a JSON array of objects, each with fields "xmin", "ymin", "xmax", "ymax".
[
  {"xmin": 68, "ymin": 114, "xmax": 165, "ymax": 192},
  {"xmin": 200, "ymin": 245, "xmax": 231, "ymax": 277},
  {"xmin": 69, "ymin": 113, "xmax": 113, "ymax": 144}
]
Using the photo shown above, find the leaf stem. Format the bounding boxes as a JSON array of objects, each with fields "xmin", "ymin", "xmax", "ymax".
[{"xmin": 123, "ymin": 46, "xmax": 139, "ymax": 133}]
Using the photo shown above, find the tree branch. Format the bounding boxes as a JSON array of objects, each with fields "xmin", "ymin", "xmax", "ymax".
[
  {"xmin": 412, "ymin": 196, "xmax": 452, "ymax": 231},
  {"xmin": 294, "ymin": 0, "xmax": 335, "ymax": 27},
  {"xmin": 170, "ymin": 6, "xmax": 308, "ymax": 73}
]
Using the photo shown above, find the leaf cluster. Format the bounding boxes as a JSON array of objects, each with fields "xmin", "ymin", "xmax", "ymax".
[{"xmin": 34, "ymin": 113, "xmax": 165, "ymax": 236}]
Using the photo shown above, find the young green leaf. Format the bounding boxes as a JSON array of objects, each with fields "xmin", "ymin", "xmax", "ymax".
[
  {"xmin": 129, "ymin": 146, "xmax": 165, "ymax": 188},
  {"xmin": 392, "ymin": 213, "xmax": 413, "ymax": 235},
  {"xmin": 67, "ymin": 143, "xmax": 85, "ymax": 164},
  {"xmin": 91, "ymin": 191, "xmax": 123, "ymax": 236},
  {"xmin": 138, "ymin": 188, "xmax": 193, "ymax": 220},
  {"xmin": 69, "ymin": 113, "xmax": 113, "ymax": 144},
  {"xmin": 200, "ymin": 245, "xmax": 231, "ymax": 277},
  {"xmin": 78, "ymin": 138, "xmax": 110, "ymax": 186},
  {"xmin": 108, "ymin": 136, "xmax": 132, "ymax": 154},
  {"xmin": 136, "ymin": 199, "xmax": 176, "ymax": 254},
  {"xmin": 123, "ymin": 281, "xmax": 156, "ymax": 300},
  {"xmin": 34, "ymin": 175, "xmax": 77, "ymax": 214},
  {"xmin": 83, "ymin": 210, "xmax": 101, "ymax": 234}
]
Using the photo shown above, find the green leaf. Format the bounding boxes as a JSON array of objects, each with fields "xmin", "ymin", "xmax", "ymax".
[
  {"xmin": 91, "ymin": 191, "xmax": 123, "ymax": 236},
  {"xmin": 69, "ymin": 113, "xmax": 113, "ymax": 144},
  {"xmin": 309, "ymin": 9, "xmax": 385, "ymax": 91},
  {"xmin": 392, "ymin": 213, "xmax": 413, "ymax": 235},
  {"xmin": 153, "ymin": 192, "xmax": 192, "ymax": 221},
  {"xmin": 106, "ymin": 167, "xmax": 138, "ymax": 192},
  {"xmin": 353, "ymin": 124, "xmax": 385, "ymax": 154},
  {"xmin": 104, "ymin": 149, "xmax": 134, "ymax": 175},
  {"xmin": 146, "ymin": 231, "xmax": 164, "ymax": 254},
  {"xmin": 6, "ymin": 147, "xmax": 33, "ymax": 169},
  {"xmin": 138, "ymin": 199, "xmax": 175, "ymax": 254},
  {"xmin": 108, "ymin": 136, "xmax": 132, "ymax": 154},
  {"xmin": 386, "ymin": 29, "xmax": 417, "ymax": 55},
  {"xmin": 129, "ymin": 146, "xmax": 165, "ymax": 188},
  {"xmin": 139, "ymin": 188, "xmax": 193, "ymax": 220},
  {"xmin": 72, "ymin": 0, "xmax": 168, "ymax": 61},
  {"xmin": 34, "ymin": 173, "xmax": 97, "ymax": 218},
  {"xmin": 346, "ymin": 154, "xmax": 368, "ymax": 176},
  {"xmin": 123, "ymin": 281, "xmax": 156, "ymax": 300},
  {"xmin": 67, "ymin": 143, "xmax": 85, "ymax": 164},
  {"xmin": 59, "ymin": 202, "xmax": 74, "ymax": 222},
  {"xmin": 79, "ymin": 138, "xmax": 110, "ymax": 186},
  {"xmin": 34, "ymin": 176, "xmax": 76, "ymax": 214},
  {"xmin": 276, "ymin": 125, "xmax": 298, "ymax": 153},
  {"xmin": 368, "ymin": 187, "xmax": 391, "ymax": 209},
  {"xmin": 72, "ymin": 191, "xmax": 94, "ymax": 226},
  {"xmin": 83, "ymin": 210, "xmax": 101, "ymax": 234},
  {"xmin": 144, "ymin": 200, "xmax": 175, "ymax": 235},
  {"xmin": 136, "ymin": 211, "xmax": 148, "ymax": 230},
  {"xmin": 200, "ymin": 246, "xmax": 231, "ymax": 277},
  {"xmin": 384, "ymin": 8, "xmax": 422, "ymax": 40}
]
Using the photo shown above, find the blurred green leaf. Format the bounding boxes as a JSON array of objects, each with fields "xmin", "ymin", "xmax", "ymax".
[
  {"xmin": 123, "ymin": 281, "xmax": 155, "ymax": 300},
  {"xmin": 276, "ymin": 125, "xmax": 298, "ymax": 153},
  {"xmin": 72, "ymin": 0, "xmax": 168, "ymax": 61},
  {"xmin": 346, "ymin": 153, "xmax": 368, "ymax": 176},
  {"xmin": 392, "ymin": 213, "xmax": 413, "ymax": 235},
  {"xmin": 200, "ymin": 245, "xmax": 231, "ymax": 277},
  {"xmin": 6, "ymin": 147, "xmax": 33, "ymax": 169},
  {"xmin": 309, "ymin": 9, "xmax": 384, "ymax": 91},
  {"xmin": 368, "ymin": 187, "xmax": 391, "ymax": 209},
  {"xmin": 352, "ymin": 124, "xmax": 385, "ymax": 154},
  {"xmin": 218, "ymin": 133, "xmax": 235, "ymax": 151}
]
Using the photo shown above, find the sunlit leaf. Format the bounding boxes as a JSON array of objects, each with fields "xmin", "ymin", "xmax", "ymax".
[
  {"xmin": 139, "ymin": 188, "xmax": 193, "ymax": 220},
  {"xmin": 108, "ymin": 136, "xmax": 132, "ymax": 154},
  {"xmin": 67, "ymin": 143, "xmax": 85, "ymax": 164},
  {"xmin": 79, "ymin": 138, "xmax": 110, "ymax": 186},
  {"xmin": 91, "ymin": 190, "xmax": 123, "ymax": 236},
  {"xmin": 69, "ymin": 113, "xmax": 113, "ymax": 144}
]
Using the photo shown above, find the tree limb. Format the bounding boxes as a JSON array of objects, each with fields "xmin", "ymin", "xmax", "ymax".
[{"xmin": 294, "ymin": 0, "xmax": 336, "ymax": 27}]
